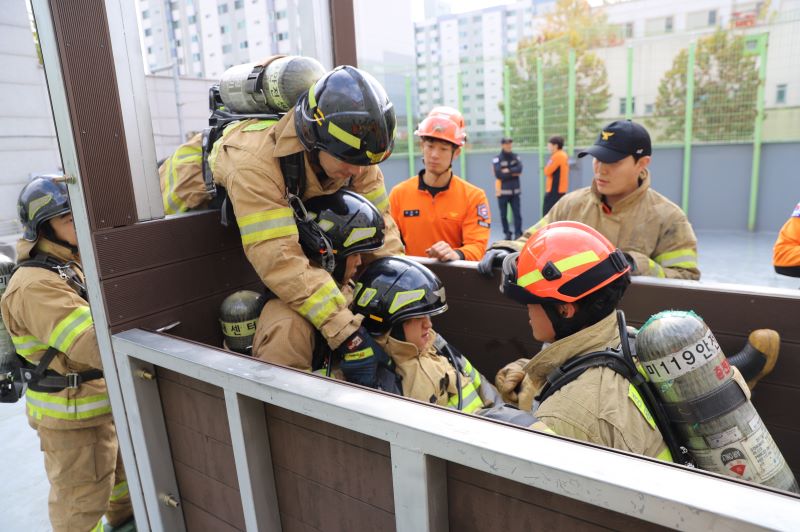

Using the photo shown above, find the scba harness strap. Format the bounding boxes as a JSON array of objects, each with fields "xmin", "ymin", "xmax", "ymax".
[{"xmin": 6, "ymin": 254, "xmax": 103, "ymax": 396}]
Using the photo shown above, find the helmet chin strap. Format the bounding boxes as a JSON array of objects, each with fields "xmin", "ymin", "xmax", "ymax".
[{"xmin": 41, "ymin": 224, "xmax": 79, "ymax": 255}]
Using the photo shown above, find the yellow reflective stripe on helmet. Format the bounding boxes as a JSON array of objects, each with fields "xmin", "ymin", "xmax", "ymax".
[
  {"xmin": 517, "ymin": 250, "xmax": 600, "ymax": 289},
  {"xmin": 388, "ymin": 289, "xmax": 425, "ymax": 315},
  {"xmin": 12, "ymin": 335, "xmax": 48, "ymax": 357},
  {"xmin": 654, "ymin": 248, "xmax": 697, "ymax": 269},
  {"xmin": 237, "ymin": 207, "xmax": 298, "ymax": 245},
  {"xmin": 363, "ymin": 185, "xmax": 389, "ymax": 212},
  {"xmin": 343, "ymin": 227, "xmax": 377, "ymax": 248},
  {"xmin": 308, "ymin": 84, "xmax": 317, "ymax": 108},
  {"xmin": 328, "ymin": 121, "xmax": 361, "ymax": 150},
  {"xmin": 49, "ymin": 306, "xmax": 93, "ymax": 354},
  {"xmin": 110, "ymin": 480, "xmax": 129, "ymax": 502},
  {"xmin": 356, "ymin": 287, "xmax": 377, "ymax": 307},
  {"xmin": 365, "ymin": 150, "xmax": 388, "ymax": 164},
  {"xmin": 243, "ymin": 119, "xmax": 279, "ymax": 132},
  {"xmin": 26, "ymin": 389, "xmax": 111, "ymax": 421},
  {"xmin": 297, "ymin": 280, "xmax": 347, "ymax": 328},
  {"xmin": 647, "ymin": 259, "xmax": 666, "ymax": 278},
  {"xmin": 627, "ymin": 383, "xmax": 656, "ymax": 430}
]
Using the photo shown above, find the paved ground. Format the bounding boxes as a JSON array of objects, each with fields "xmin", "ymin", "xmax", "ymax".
[{"xmin": 2, "ymin": 230, "xmax": 798, "ymax": 531}]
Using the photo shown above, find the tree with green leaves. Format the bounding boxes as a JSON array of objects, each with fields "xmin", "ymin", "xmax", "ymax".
[
  {"xmin": 503, "ymin": 0, "xmax": 613, "ymax": 147},
  {"xmin": 650, "ymin": 29, "xmax": 761, "ymax": 142}
]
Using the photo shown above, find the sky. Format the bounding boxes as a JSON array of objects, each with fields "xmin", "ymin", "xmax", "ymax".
[{"xmin": 411, "ymin": 0, "xmax": 614, "ymax": 22}]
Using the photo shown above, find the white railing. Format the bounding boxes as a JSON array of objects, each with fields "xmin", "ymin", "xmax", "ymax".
[{"xmin": 112, "ymin": 328, "xmax": 800, "ymax": 532}]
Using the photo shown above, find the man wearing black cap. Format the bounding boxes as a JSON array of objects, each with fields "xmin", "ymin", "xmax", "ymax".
[
  {"xmin": 492, "ymin": 137, "xmax": 524, "ymax": 240},
  {"xmin": 479, "ymin": 120, "xmax": 699, "ymax": 280}
]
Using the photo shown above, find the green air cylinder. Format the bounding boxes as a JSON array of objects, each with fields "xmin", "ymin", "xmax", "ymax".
[
  {"xmin": 0, "ymin": 253, "xmax": 15, "ymax": 373},
  {"xmin": 219, "ymin": 55, "xmax": 326, "ymax": 114},
  {"xmin": 636, "ymin": 310, "xmax": 798, "ymax": 493},
  {"xmin": 219, "ymin": 290, "xmax": 266, "ymax": 355}
]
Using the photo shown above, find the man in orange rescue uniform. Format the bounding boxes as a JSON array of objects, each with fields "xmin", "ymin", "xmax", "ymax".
[
  {"xmin": 389, "ymin": 107, "xmax": 490, "ymax": 262},
  {"xmin": 773, "ymin": 201, "xmax": 800, "ymax": 278}
]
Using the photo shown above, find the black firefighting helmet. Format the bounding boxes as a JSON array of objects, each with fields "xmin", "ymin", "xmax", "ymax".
[
  {"xmin": 351, "ymin": 257, "xmax": 447, "ymax": 335},
  {"xmin": 294, "ymin": 65, "xmax": 395, "ymax": 166},
  {"xmin": 17, "ymin": 175, "xmax": 71, "ymax": 242},
  {"xmin": 302, "ymin": 190, "xmax": 385, "ymax": 282}
]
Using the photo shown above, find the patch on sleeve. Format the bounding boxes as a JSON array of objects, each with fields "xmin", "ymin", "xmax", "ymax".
[
  {"xmin": 792, "ymin": 202, "xmax": 800, "ymax": 217},
  {"xmin": 478, "ymin": 220, "xmax": 490, "ymax": 228},
  {"xmin": 477, "ymin": 203, "xmax": 489, "ymax": 220},
  {"xmin": 403, "ymin": 210, "xmax": 420, "ymax": 217},
  {"xmin": 492, "ymin": 157, "xmax": 499, "ymax": 163}
]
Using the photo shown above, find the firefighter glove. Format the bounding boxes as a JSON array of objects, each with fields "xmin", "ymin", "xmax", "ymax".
[
  {"xmin": 338, "ymin": 326, "xmax": 392, "ymax": 389},
  {"xmin": 478, "ymin": 248, "xmax": 511, "ymax": 278},
  {"xmin": 495, "ymin": 358, "xmax": 528, "ymax": 404}
]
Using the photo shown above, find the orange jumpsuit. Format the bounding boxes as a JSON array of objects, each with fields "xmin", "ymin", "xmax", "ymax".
[
  {"xmin": 389, "ymin": 172, "xmax": 491, "ymax": 261},
  {"xmin": 773, "ymin": 202, "xmax": 800, "ymax": 277}
]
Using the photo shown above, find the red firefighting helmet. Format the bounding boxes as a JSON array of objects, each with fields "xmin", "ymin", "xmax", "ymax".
[{"xmin": 502, "ymin": 221, "xmax": 630, "ymax": 304}]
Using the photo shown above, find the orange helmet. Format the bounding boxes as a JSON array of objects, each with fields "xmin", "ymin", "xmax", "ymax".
[
  {"xmin": 502, "ymin": 221, "xmax": 630, "ymax": 305},
  {"xmin": 415, "ymin": 107, "xmax": 466, "ymax": 147}
]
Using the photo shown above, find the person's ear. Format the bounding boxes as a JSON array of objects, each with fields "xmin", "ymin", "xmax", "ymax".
[
  {"xmin": 636, "ymin": 155, "xmax": 652, "ymax": 171},
  {"xmin": 453, "ymin": 146, "xmax": 462, "ymax": 158},
  {"xmin": 558, "ymin": 302, "xmax": 577, "ymax": 319}
]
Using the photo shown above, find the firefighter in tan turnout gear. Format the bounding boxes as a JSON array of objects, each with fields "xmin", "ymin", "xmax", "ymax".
[
  {"xmin": 479, "ymin": 120, "xmax": 700, "ymax": 281},
  {"xmin": 213, "ymin": 65, "xmax": 404, "ymax": 389},
  {"xmin": 0, "ymin": 176, "xmax": 133, "ymax": 532}
]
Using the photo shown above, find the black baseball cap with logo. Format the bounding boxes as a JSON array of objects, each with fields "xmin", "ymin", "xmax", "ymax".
[
  {"xmin": 501, "ymin": 137, "xmax": 513, "ymax": 144},
  {"xmin": 577, "ymin": 120, "xmax": 652, "ymax": 163}
]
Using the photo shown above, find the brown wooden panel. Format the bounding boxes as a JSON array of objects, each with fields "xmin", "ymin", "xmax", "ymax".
[
  {"xmin": 764, "ymin": 425, "xmax": 800, "ymax": 480},
  {"xmin": 94, "ymin": 211, "xmax": 243, "ymax": 279},
  {"xmin": 174, "ymin": 461, "xmax": 245, "ymax": 531},
  {"xmin": 182, "ymin": 501, "xmax": 241, "ymax": 532},
  {"xmin": 158, "ymin": 375, "xmax": 231, "ymax": 444},
  {"xmin": 266, "ymin": 411, "xmax": 394, "ymax": 512},
  {"xmin": 164, "ymin": 419, "xmax": 239, "ymax": 489},
  {"xmin": 329, "ymin": 0, "xmax": 357, "ymax": 67},
  {"xmin": 158, "ymin": 367, "xmax": 226, "ymax": 399},
  {"xmin": 447, "ymin": 463, "xmax": 670, "ymax": 532},
  {"xmin": 280, "ymin": 513, "xmax": 324, "ymax": 532},
  {"xmin": 266, "ymin": 405, "xmax": 390, "ymax": 457},
  {"xmin": 49, "ymin": 0, "xmax": 136, "ymax": 229},
  {"xmin": 103, "ymin": 247, "xmax": 260, "ymax": 326},
  {"xmin": 274, "ymin": 467, "xmax": 395, "ymax": 532}
]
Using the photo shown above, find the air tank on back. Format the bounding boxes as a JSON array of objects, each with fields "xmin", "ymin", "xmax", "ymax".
[
  {"xmin": 219, "ymin": 55, "xmax": 326, "ymax": 114},
  {"xmin": 219, "ymin": 290, "xmax": 267, "ymax": 355},
  {"xmin": 636, "ymin": 310, "xmax": 798, "ymax": 493}
]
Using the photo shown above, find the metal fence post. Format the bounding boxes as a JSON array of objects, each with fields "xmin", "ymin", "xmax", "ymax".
[
  {"xmin": 567, "ymin": 49, "xmax": 576, "ymax": 156},
  {"xmin": 457, "ymin": 70, "xmax": 466, "ymax": 181},
  {"xmin": 748, "ymin": 34, "xmax": 768, "ymax": 231},
  {"xmin": 504, "ymin": 63, "xmax": 512, "ymax": 225},
  {"xmin": 536, "ymin": 56, "xmax": 545, "ymax": 219},
  {"xmin": 682, "ymin": 42, "xmax": 696, "ymax": 215},
  {"xmin": 405, "ymin": 74, "xmax": 415, "ymax": 179}
]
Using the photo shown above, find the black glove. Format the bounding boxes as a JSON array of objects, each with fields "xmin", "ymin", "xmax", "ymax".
[
  {"xmin": 477, "ymin": 248, "xmax": 511, "ymax": 278},
  {"xmin": 337, "ymin": 327, "xmax": 392, "ymax": 389}
]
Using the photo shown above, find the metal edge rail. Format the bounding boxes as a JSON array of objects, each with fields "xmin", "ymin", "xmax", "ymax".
[{"xmin": 113, "ymin": 328, "xmax": 800, "ymax": 532}]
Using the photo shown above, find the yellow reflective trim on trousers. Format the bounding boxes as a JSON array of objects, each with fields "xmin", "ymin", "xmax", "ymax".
[
  {"xmin": 627, "ymin": 383, "xmax": 656, "ymax": 430},
  {"xmin": 363, "ymin": 186, "xmax": 389, "ymax": 212},
  {"xmin": 243, "ymin": 119, "xmax": 278, "ymax": 132},
  {"xmin": 647, "ymin": 259, "xmax": 666, "ymax": 278},
  {"xmin": 49, "ymin": 306, "xmax": 93, "ymax": 354},
  {"xmin": 110, "ymin": 480, "xmax": 129, "ymax": 502},
  {"xmin": 238, "ymin": 207, "xmax": 298, "ymax": 245},
  {"xmin": 12, "ymin": 335, "xmax": 48, "ymax": 357},
  {"xmin": 654, "ymin": 248, "xmax": 697, "ymax": 268},
  {"xmin": 26, "ymin": 389, "xmax": 111, "ymax": 421},
  {"xmin": 517, "ymin": 250, "xmax": 600, "ymax": 289},
  {"xmin": 328, "ymin": 121, "xmax": 361, "ymax": 149},
  {"xmin": 297, "ymin": 280, "xmax": 347, "ymax": 328}
]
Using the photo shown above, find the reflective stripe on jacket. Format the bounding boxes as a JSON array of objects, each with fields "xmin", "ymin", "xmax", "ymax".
[
  {"xmin": 0, "ymin": 238, "xmax": 110, "ymax": 429},
  {"xmin": 543, "ymin": 149, "xmax": 569, "ymax": 194},
  {"xmin": 159, "ymin": 132, "xmax": 210, "ymax": 215},
  {"xmin": 493, "ymin": 170, "xmax": 699, "ymax": 280},
  {"xmin": 389, "ymin": 172, "xmax": 491, "ymax": 261},
  {"xmin": 212, "ymin": 109, "xmax": 403, "ymax": 350}
]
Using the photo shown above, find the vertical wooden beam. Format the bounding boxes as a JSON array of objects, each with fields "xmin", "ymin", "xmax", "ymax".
[{"xmin": 329, "ymin": 0, "xmax": 358, "ymax": 66}]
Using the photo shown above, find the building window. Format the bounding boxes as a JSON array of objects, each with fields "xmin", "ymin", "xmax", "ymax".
[
  {"xmin": 175, "ymin": 39, "xmax": 181, "ymax": 47},
  {"xmin": 625, "ymin": 22, "xmax": 634, "ymax": 38},
  {"xmin": 171, "ymin": 20, "xmax": 180, "ymax": 29},
  {"xmin": 142, "ymin": 10, "xmax": 149, "ymax": 19},
  {"xmin": 235, "ymin": 0, "xmax": 244, "ymax": 8},
  {"xmin": 276, "ymin": 10, "xmax": 287, "ymax": 19},
  {"xmin": 191, "ymin": 34, "xmax": 199, "ymax": 42},
  {"xmin": 192, "ymin": 53, "xmax": 201, "ymax": 61},
  {"xmin": 146, "ymin": 46, "xmax": 152, "ymax": 54},
  {"xmin": 645, "ymin": 103, "xmax": 654, "ymax": 114},
  {"xmin": 220, "ymin": 25, "xmax": 229, "ymax": 34},
  {"xmin": 188, "ymin": 15, "xmax": 196, "ymax": 24},
  {"xmin": 776, "ymin": 84, "xmax": 787, "ymax": 104},
  {"xmin": 665, "ymin": 16, "xmax": 673, "ymax": 33},
  {"xmin": 237, "ymin": 20, "xmax": 245, "ymax": 29},
  {"xmin": 277, "ymin": 32, "xmax": 289, "ymax": 41},
  {"xmin": 218, "ymin": 4, "xmax": 228, "ymax": 14},
  {"xmin": 240, "ymin": 40, "xmax": 249, "ymax": 48},
  {"xmin": 222, "ymin": 44, "xmax": 232, "ymax": 53},
  {"xmin": 618, "ymin": 97, "xmax": 635, "ymax": 115},
  {"xmin": 144, "ymin": 28, "xmax": 152, "ymax": 36},
  {"xmin": 708, "ymin": 9, "xmax": 717, "ymax": 25}
]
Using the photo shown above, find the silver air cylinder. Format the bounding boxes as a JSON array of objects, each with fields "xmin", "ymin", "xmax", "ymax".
[
  {"xmin": 0, "ymin": 253, "xmax": 15, "ymax": 373},
  {"xmin": 636, "ymin": 310, "xmax": 798, "ymax": 493},
  {"xmin": 219, "ymin": 56, "xmax": 325, "ymax": 114}
]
